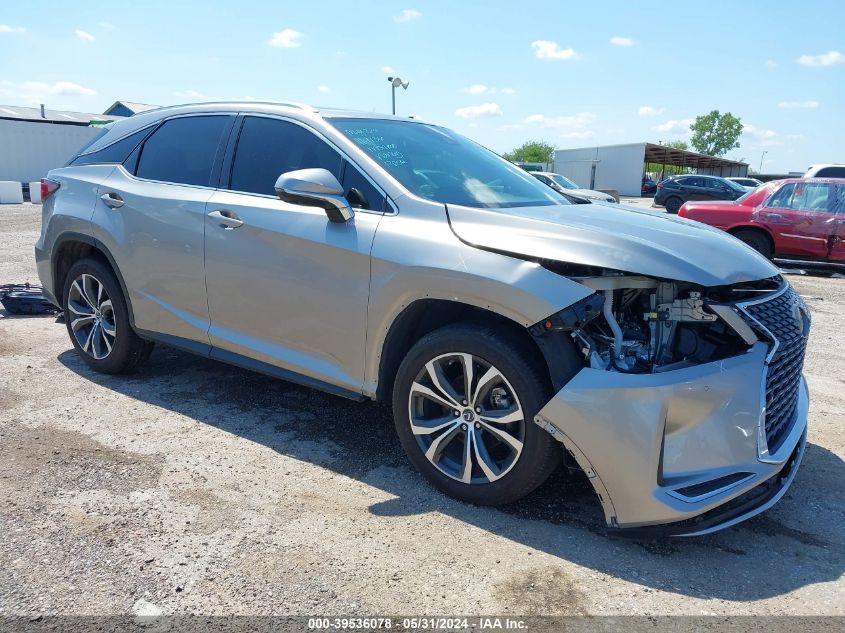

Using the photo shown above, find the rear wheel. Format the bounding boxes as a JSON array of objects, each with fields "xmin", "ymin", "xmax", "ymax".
[
  {"xmin": 664, "ymin": 196, "xmax": 683, "ymax": 214},
  {"xmin": 732, "ymin": 229, "xmax": 773, "ymax": 258},
  {"xmin": 392, "ymin": 324, "xmax": 562, "ymax": 505},
  {"xmin": 63, "ymin": 258, "xmax": 154, "ymax": 373}
]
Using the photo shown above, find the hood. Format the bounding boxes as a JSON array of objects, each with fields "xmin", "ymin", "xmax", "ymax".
[
  {"xmin": 571, "ymin": 188, "xmax": 614, "ymax": 201},
  {"xmin": 446, "ymin": 202, "xmax": 778, "ymax": 286}
]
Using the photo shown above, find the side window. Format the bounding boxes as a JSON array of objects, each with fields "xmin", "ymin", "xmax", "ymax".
[
  {"xmin": 793, "ymin": 183, "xmax": 831, "ymax": 211},
  {"xmin": 766, "ymin": 184, "xmax": 795, "ymax": 208},
  {"xmin": 70, "ymin": 126, "xmax": 155, "ymax": 166},
  {"xmin": 816, "ymin": 167, "xmax": 845, "ymax": 178},
  {"xmin": 229, "ymin": 117, "xmax": 342, "ymax": 196},
  {"xmin": 683, "ymin": 177, "xmax": 703, "ymax": 187},
  {"xmin": 342, "ymin": 160, "xmax": 385, "ymax": 211},
  {"xmin": 136, "ymin": 116, "xmax": 231, "ymax": 187}
]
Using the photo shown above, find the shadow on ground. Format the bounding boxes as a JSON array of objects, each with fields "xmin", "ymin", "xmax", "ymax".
[{"xmin": 58, "ymin": 344, "xmax": 844, "ymax": 602}]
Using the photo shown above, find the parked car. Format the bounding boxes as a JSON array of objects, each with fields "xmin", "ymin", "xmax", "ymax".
[
  {"xmin": 679, "ymin": 178, "xmax": 845, "ymax": 262},
  {"xmin": 655, "ymin": 174, "xmax": 747, "ymax": 213},
  {"xmin": 36, "ymin": 102, "xmax": 810, "ymax": 536},
  {"xmin": 805, "ymin": 164, "xmax": 845, "ymax": 178},
  {"xmin": 532, "ymin": 171, "xmax": 616, "ymax": 203},
  {"xmin": 727, "ymin": 177, "xmax": 764, "ymax": 190},
  {"xmin": 641, "ymin": 177, "xmax": 657, "ymax": 195}
]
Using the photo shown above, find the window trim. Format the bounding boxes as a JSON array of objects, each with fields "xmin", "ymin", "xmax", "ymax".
[
  {"xmin": 221, "ymin": 112, "xmax": 395, "ymax": 216},
  {"xmin": 129, "ymin": 113, "xmax": 236, "ymax": 190}
]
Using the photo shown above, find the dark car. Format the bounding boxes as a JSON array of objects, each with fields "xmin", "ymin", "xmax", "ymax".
[
  {"xmin": 641, "ymin": 178, "xmax": 657, "ymax": 195},
  {"xmin": 654, "ymin": 175, "xmax": 746, "ymax": 213}
]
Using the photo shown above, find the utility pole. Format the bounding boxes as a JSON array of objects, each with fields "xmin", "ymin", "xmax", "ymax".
[
  {"xmin": 387, "ymin": 76, "xmax": 409, "ymax": 115},
  {"xmin": 759, "ymin": 150, "xmax": 768, "ymax": 173}
]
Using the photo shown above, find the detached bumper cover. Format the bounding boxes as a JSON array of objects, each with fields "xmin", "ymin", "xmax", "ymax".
[{"xmin": 535, "ymin": 342, "xmax": 809, "ymax": 535}]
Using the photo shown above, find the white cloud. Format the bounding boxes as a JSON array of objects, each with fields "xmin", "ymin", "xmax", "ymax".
[
  {"xmin": 381, "ymin": 65, "xmax": 397, "ymax": 74},
  {"xmin": 638, "ymin": 105, "xmax": 664, "ymax": 117},
  {"xmin": 97, "ymin": 22, "xmax": 115, "ymax": 29},
  {"xmin": 75, "ymin": 29, "xmax": 95, "ymax": 42},
  {"xmin": 0, "ymin": 24, "xmax": 26, "ymax": 33},
  {"xmin": 654, "ymin": 118, "xmax": 693, "ymax": 134},
  {"xmin": 173, "ymin": 89, "xmax": 219, "ymax": 100},
  {"xmin": 778, "ymin": 100, "xmax": 819, "ymax": 109},
  {"xmin": 531, "ymin": 40, "xmax": 579, "ymax": 61},
  {"xmin": 268, "ymin": 28, "xmax": 304, "ymax": 48},
  {"xmin": 462, "ymin": 84, "xmax": 516, "ymax": 95},
  {"xmin": 523, "ymin": 112, "xmax": 596, "ymax": 129},
  {"xmin": 743, "ymin": 124, "xmax": 778, "ymax": 144},
  {"xmin": 454, "ymin": 103, "xmax": 503, "ymax": 119},
  {"xmin": 463, "ymin": 84, "xmax": 489, "ymax": 95},
  {"xmin": 797, "ymin": 50, "xmax": 844, "ymax": 66},
  {"xmin": 560, "ymin": 130, "xmax": 595, "ymax": 139},
  {"xmin": 765, "ymin": 59, "xmax": 777, "ymax": 69},
  {"xmin": 610, "ymin": 36, "xmax": 635, "ymax": 46},
  {"xmin": 318, "ymin": 85, "xmax": 331, "ymax": 93},
  {"xmin": 0, "ymin": 80, "xmax": 96, "ymax": 104},
  {"xmin": 393, "ymin": 9, "xmax": 422, "ymax": 23}
]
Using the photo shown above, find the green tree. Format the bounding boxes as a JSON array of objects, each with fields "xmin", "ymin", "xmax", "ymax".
[
  {"xmin": 689, "ymin": 110, "xmax": 743, "ymax": 156},
  {"xmin": 502, "ymin": 140, "xmax": 555, "ymax": 164}
]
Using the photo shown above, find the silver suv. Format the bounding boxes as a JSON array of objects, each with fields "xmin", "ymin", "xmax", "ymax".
[{"xmin": 35, "ymin": 102, "xmax": 810, "ymax": 535}]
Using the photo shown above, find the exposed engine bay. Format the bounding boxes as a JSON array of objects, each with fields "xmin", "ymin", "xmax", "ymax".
[{"xmin": 532, "ymin": 272, "xmax": 777, "ymax": 375}]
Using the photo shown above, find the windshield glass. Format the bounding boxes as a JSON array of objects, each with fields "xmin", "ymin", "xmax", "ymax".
[
  {"xmin": 549, "ymin": 174, "xmax": 579, "ymax": 189},
  {"xmin": 330, "ymin": 119, "xmax": 569, "ymax": 208}
]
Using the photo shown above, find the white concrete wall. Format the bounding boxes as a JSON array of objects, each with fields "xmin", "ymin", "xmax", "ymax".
[
  {"xmin": 0, "ymin": 181, "xmax": 24, "ymax": 203},
  {"xmin": 554, "ymin": 144, "xmax": 647, "ymax": 197},
  {"xmin": 0, "ymin": 120, "xmax": 101, "ymax": 183}
]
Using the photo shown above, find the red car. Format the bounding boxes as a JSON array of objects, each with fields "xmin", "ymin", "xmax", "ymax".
[{"xmin": 678, "ymin": 178, "xmax": 845, "ymax": 263}]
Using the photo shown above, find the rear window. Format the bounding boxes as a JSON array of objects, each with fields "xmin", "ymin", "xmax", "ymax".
[
  {"xmin": 136, "ymin": 116, "xmax": 231, "ymax": 187},
  {"xmin": 70, "ymin": 126, "xmax": 153, "ymax": 167}
]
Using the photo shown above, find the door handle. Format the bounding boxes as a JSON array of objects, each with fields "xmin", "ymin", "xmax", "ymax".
[
  {"xmin": 100, "ymin": 192, "xmax": 124, "ymax": 209},
  {"xmin": 207, "ymin": 208, "xmax": 244, "ymax": 229}
]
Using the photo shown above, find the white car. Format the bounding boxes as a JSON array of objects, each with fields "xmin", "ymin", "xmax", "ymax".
[
  {"xmin": 727, "ymin": 177, "xmax": 763, "ymax": 190},
  {"xmin": 532, "ymin": 172, "xmax": 617, "ymax": 203},
  {"xmin": 805, "ymin": 164, "xmax": 845, "ymax": 178}
]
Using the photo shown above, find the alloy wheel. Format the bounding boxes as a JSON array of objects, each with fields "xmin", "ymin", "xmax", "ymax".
[
  {"xmin": 408, "ymin": 352, "xmax": 526, "ymax": 484},
  {"xmin": 67, "ymin": 273, "xmax": 117, "ymax": 360}
]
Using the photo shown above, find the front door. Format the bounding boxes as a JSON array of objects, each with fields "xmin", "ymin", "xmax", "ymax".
[{"xmin": 203, "ymin": 115, "xmax": 386, "ymax": 393}]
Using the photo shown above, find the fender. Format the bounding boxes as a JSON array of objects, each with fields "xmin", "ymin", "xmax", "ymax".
[{"xmin": 52, "ymin": 231, "xmax": 138, "ymax": 330}]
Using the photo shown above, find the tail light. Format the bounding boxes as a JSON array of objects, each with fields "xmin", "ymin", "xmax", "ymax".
[{"xmin": 41, "ymin": 178, "xmax": 60, "ymax": 200}]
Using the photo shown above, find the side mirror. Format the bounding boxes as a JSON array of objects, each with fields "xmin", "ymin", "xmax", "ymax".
[{"xmin": 274, "ymin": 168, "xmax": 354, "ymax": 223}]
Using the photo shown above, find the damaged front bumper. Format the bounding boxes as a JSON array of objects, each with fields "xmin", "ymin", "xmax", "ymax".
[{"xmin": 534, "ymin": 342, "xmax": 809, "ymax": 536}]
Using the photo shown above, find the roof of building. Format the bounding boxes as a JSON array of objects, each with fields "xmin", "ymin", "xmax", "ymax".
[
  {"xmin": 0, "ymin": 104, "xmax": 124, "ymax": 125},
  {"xmin": 555, "ymin": 141, "xmax": 749, "ymax": 170},
  {"xmin": 103, "ymin": 101, "xmax": 161, "ymax": 116}
]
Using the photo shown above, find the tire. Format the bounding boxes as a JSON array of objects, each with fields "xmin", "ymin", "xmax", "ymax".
[
  {"xmin": 733, "ymin": 229, "xmax": 773, "ymax": 259},
  {"xmin": 62, "ymin": 258, "xmax": 154, "ymax": 374},
  {"xmin": 392, "ymin": 323, "xmax": 562, "ymax": 506},
  {"xmin": 664, "ymin": 196, "xmax": 683, "ymax": 214}
]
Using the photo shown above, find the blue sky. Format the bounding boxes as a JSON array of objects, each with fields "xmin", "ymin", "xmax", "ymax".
[{"xmin": 1, "ymin": 1, "xmax": 843, "ymax": 172}]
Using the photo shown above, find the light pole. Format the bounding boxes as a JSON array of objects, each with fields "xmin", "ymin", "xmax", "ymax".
[
  {"xmin": 387, "ymin": 76, "xmax": 409, "ymax": 115},
  {"xmin": 759, "ymin": 150, "xmax": 768, "ymax": 173}
]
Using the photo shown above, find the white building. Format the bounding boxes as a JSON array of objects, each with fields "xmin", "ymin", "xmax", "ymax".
[{"xmin": 554, "ymin": 142, "xmax": 749, "ymax": 197}]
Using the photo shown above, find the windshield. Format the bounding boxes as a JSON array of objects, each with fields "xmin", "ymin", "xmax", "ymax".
[
  {"xmin": 549, "ymin": 174, "xmax": 579, "ymax": 189},
  {"xmin": 330, "ymin": 119, "xmax": 569, "ymax": 208}
]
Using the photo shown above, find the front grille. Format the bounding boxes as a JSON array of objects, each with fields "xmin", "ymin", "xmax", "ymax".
[{"xmin": 742, "ymin": 285, "xmax": 808, "ymax": 453}]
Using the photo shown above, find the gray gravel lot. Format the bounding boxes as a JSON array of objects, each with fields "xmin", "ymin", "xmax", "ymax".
[{"xmin": 1, "ymin": 203, "xmax": 843, "ymax": 616}]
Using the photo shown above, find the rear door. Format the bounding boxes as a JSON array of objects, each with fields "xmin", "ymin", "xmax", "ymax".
[
  {"xmin": 681, "ymin": 176, "xmax": 708, "ymax": 200},
  {"xmin": 92, "ymin": 114, "xmax": 233, "ymax": 346},
  {"xmin": 825, "ymin": 183, "xmax": 845, "ymax": 261},
  {"xmin": 203, "ymin": 115, "xmax": 385, "ymax": 392},
  {"xmin": 760, "ymin": 182, "xmax": 835, "ymax": 259}
]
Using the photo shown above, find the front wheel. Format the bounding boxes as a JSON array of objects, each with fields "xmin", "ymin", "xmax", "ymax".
[
  {"xmin": 732, "ymin": 229, "xmax": 773, "ymax": 258},
  {"xmin": 392, "ymin": 324, "xmax": 562, "ymax": 505}
]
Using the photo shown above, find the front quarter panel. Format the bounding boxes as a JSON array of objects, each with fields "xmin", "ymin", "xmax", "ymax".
[{"xmin": 363, "ymin": 196, "xmax": 594, "ymax": 396}]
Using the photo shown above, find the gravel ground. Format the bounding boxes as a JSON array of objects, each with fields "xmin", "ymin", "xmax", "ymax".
[{"xmin": 1, "ymin": 203, "xmax": 843, "ymax": 617}]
